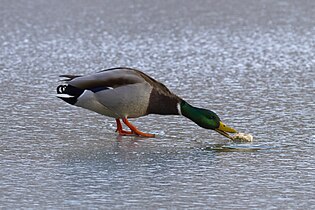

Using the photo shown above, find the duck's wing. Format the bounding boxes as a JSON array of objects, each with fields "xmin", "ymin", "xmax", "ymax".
[
  {"xmin": 62, "ymin": 67, "xmax": 146, "ymax": 91},
  {"xmin": 60, "ymin": 68, "xmax": 152, "ymax": 117}
]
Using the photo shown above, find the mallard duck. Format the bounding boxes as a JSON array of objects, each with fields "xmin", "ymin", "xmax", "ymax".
[{"xmin": 57, "ymin": 67, "xmax": 237, "ymax": 139}]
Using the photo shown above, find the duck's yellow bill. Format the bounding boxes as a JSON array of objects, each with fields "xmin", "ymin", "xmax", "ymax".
[
  {"xmin": 218, "ymin": 121, "xmax": 237, "ymax": 133},
  {"xmin": 215, "ymin": 121, "xmax": 238, "ymax": 140}
]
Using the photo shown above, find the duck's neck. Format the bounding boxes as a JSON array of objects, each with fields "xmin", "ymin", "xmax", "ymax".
[
  {"xmin": 179, "ymin": 101, "xmax": 204, "ymax": 123},
  {"xmin": 178, "ymin": 100, "xmax": 219, "ymax": 129}
]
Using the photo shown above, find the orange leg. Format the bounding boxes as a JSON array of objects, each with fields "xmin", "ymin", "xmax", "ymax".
[
  {"xmin": 122, "ymin": 118, "xmax": 155, "ymax": 138},
  {"xmin": 115, "ymin": 119, "xmax": 134, "ymax": 135}
]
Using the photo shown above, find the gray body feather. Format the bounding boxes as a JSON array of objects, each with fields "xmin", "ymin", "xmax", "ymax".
[{"xmin": 58, "ymin": 67, "xmax": 181, "ymax": 119}]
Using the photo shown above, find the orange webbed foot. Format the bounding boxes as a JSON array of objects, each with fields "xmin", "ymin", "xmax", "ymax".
[{"xmin": 122, "ymin": 118, "xmax": 155, "ymax": 138}]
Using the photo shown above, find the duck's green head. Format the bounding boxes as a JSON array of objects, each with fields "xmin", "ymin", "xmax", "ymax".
[{"xmin": 180, "ymin": 101, "xmax": 237, "ymax": 139}]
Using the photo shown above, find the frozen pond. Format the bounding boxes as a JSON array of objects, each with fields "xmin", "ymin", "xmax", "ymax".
[{"xmin": 1, "ymin": 0, "xmax": 315, "ymax": 209}]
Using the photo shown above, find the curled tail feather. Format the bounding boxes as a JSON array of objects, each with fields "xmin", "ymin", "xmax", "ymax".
[{"xmin": 59, "ymin": 75, "xmax": 81, "ymax": 82}]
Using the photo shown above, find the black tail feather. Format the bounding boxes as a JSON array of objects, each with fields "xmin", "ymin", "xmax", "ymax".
[{"xmin": 56, "ymin": 84, "xmax": 84, "ymax": 105}]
